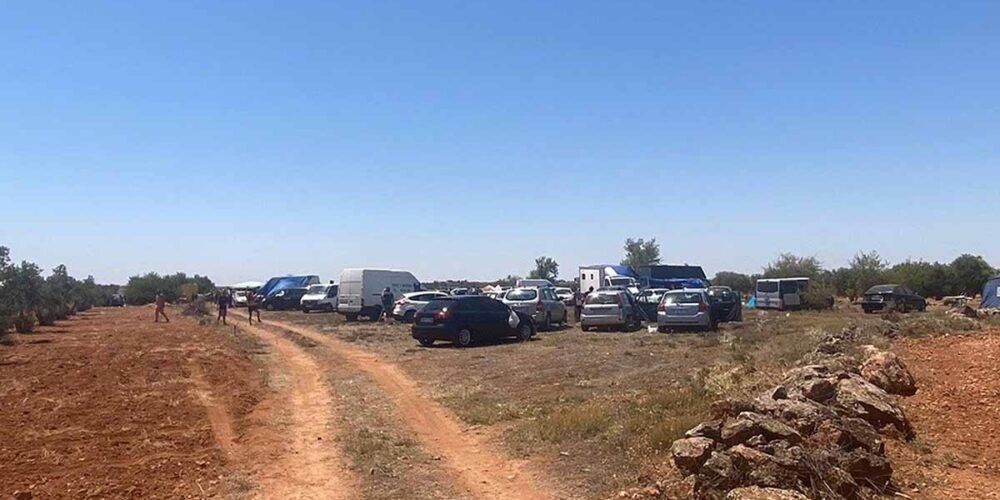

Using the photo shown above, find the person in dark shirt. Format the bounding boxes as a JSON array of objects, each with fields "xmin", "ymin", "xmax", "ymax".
[
  {"xmin": 217, "ymin": 290, "xmax": 231, "ymax": 325},
  {"xmin": 380, "ymin": 287, "xmax": 395, "ymax": 323}
]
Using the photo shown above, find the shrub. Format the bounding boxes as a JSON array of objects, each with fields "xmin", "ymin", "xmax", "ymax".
[
  {"xmin": 13, "ymin": 314, "xmax": 35, "ymax": 333},
  {"xmin": 802, "ymin": 284, "xmax": 835, "ymax": 310}
]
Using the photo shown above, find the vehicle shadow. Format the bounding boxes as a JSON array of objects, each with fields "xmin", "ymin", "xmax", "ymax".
[{"xmin": 419, "ymin": 336, "xmax": 538, "ymax": 349}]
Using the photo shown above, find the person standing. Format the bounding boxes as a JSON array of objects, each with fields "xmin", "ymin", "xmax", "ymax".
[
  {"xmin": 217, "ymin": 290, "xmax": 231, "ymax": 325},
  {"xmin": 380, "ymin": 287, "xmax": 395, "ymax": 323},
  {"xmin": 247, "ymin": 291, "xmax": 262, "ymax": 324},
  {"xmin": 154, "ymin": 291, "xmax": 169, "ymax": 323}
]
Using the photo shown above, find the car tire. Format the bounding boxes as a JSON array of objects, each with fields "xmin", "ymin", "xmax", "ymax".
[
  {"xmin": 345, "ymin": 313, "xmax": 358, "ymax": 322},
  {"xmin": 302, "ymin": 308, "xmax": 309, "ymax": 314},
  {"xmin": 369, "ymin": 307, "xmax": 382, "ymax": 322},
  {"xmin": 265, "ymin": 303, "xmax": 275, "ymax": 311},
  {"xmin": 403, "ymin": 310, "xmax": 416, "ymax": 323},
  {"xmin": 455, "ymin": 328, "xmax": 473, "ymax": 347},
  {"xmin": 517, "ymin": 323, "xmax": 533, "ymax": 342},
  {"xmin": 657, "ymin": 326, "xmax": 669, "ymax": 334},
  {"xmin": 418, "ymin": 338, "xmax": 434, "ymax": 347}
]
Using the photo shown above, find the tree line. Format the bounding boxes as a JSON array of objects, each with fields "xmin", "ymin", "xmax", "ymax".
[
  {"xmin": 712, "ymin": 251, "xmax": 997, "ymax": 300},
  {"xmin": 0, "ymin": 246, "xmax": 120, "ymax": 334},
  {"xmin": 521, "ymin": 240, "xmax": 994, "ymax": 302},
  {"xmin": 0, "ymin": 245, "xmax": 216, "ymax": 334}
]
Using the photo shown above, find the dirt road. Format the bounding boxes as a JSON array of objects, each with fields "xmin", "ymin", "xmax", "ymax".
[
  {"xmin": 237, "ymin": 321, "xmax": 359, "ymax": 499},
  {"xmin": 889, "ymin": 328, "xmax": 1000, "ymax": 499},
  {"xmin": 232, "ymin": 312, "xmax": 558, "ymax": 500}
]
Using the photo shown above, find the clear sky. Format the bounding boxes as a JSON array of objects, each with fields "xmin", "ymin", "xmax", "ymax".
[{"xmin": 1, "ymin": 1, "xmax": 998, "ymax": 286}]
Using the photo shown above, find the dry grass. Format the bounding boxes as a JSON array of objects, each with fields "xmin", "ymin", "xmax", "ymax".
[{"xmin": 261, "ymin": 304, "xmax": 969, "ymax": 498}]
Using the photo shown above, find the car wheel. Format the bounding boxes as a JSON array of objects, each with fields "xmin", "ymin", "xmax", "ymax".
[
  {"xmin": 455, "ymin": 328, "xmax": 473, "ymax": 347},
  {"xmin": 369, "ymin": 307, "xmax": 382, "ymax": 322},
  {"xmin": 302, "ymin": 308, "xmax": 309, "ymax": 314},
  {"xmin": 657, "ymin": 326, "xmax": 669, "ymax": 334},
  {"xmin": 345, "ymin": 313, "xmax": 358, "ymax": 322},
  {"xmin": 403, "ymin": 310, "xmax": 416, "ymax": 323},
  {"xmin": 418, "ymin": 338, "xmax": 434, "ymax": 347},
  {"xmin": 517, "ymin": 323, "xmax": 533, "ymax": 342},
  {"xmin": 265, "ymin": 303, "xmax": 275, "ymax": 311}
]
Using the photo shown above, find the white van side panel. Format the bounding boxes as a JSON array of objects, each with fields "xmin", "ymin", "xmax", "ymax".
[{"xmin": 338, "ymin": 269, "xmax": 420, "ymax": 315}]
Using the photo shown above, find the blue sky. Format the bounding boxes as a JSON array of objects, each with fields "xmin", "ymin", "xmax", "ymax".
[{"xmin": 1, "ymin": 1, "xmax": 998, "ymax": 285}]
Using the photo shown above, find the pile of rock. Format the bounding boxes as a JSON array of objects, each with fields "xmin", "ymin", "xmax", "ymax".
[{"xmin": 667, "ymin": 331, "xmax": 916, "ymax": 499}]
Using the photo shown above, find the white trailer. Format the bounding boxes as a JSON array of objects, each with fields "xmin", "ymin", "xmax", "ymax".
[{"xmin": 578, "ymin": 265, "xmax": 638, "ymax": 293}]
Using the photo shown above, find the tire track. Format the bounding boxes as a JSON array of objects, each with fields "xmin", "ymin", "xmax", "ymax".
[
  {"xmin": 237, "ymin": 320, "xmax": 360, "ymax": 499},
  {"xmin": 237, "ymin": 313, "xmax": 557, "ymax": 500}
]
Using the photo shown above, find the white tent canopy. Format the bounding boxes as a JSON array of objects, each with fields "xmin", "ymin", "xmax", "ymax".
[{"xmin": 227, "ymin": 281, "xmax": 264, "ymax": 290}]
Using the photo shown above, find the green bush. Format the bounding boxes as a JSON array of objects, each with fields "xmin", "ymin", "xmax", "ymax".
[
  {"xmin": 13, "ymin": 314, "xmax": 35, "ymax": 333},
  {"xmin": 802, "ymin": 284, "xmax": 835, "ymax": 310}
]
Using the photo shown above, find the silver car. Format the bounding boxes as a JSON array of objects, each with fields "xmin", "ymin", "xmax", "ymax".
[
  {"xmin": 657, "ymin": 289, "xmax": 715, "ymax": 332},
  {"xmin": 503, "ymin": 287, "xmax": 567, "ymax": 330},
  {"xmin": 580, "ymin": 290, "xmax": 640, "ymax": 331}
]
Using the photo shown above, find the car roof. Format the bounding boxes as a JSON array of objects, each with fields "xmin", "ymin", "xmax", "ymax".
[
  {"xmin": 665, "ymin": 288, "xmax": 707, "ymax": 293},
  {"xmin": 405, "ymin": 290, "xmax": 447, "ymax": 297}
]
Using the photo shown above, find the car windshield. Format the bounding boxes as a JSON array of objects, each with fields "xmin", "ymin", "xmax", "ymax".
[
  {"xmin": 506, "ymin": 289, "xmax": 538, "ymax": 301},
  {"xmin": 663, "ymin": 292, "xmax": 704, "ymax": 305},
  {"xmin": 555, "ymin": 288, "xmax": 572, "ymax": 295},
  {"xmin": 307, "ymin": 285, "xmax": 329, "ymax": 294},
  {"xmin": 586, "ymin": 293, "xmax": 619, "ymax": 305},
  {"xmin": 866, "ymin": 285, "xmax": 896, "ymax": 294},
  {"xmin": 708, "ymin": 289, "xmax": 736, "ymax": 302},
  {"xmin": 422, "ymin": 299, "xmax": 454, "ymax": 313},
  {"xmin": 757, "ymin": 281, "xmax": 779, "ymax": 293},
  {"xmin": 608, "ymin": 277, "xmax": 632, "ymax": 286}
]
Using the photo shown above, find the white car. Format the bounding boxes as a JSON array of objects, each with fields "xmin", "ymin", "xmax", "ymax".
[
  {"xmin": 554, "ymin": 287, "xmax": 575, "ymax": 306},
  {"xmin": 232, "ymin": 290, "xmax": 250, "ymax": 307},
  {"xmin": 393, "ymin": 291, "xmax": 450, "ymax": 322},
  {"xmin": 300, "ymin": 283, "xmax": 339, "ymax": 313}
]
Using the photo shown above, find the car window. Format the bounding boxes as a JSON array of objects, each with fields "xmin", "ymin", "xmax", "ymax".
[
  {"xmin": 757, "ymin": 281, "xmax": 778, "ymax": 293},
  {"xmin": 662, "ymin": 292, "xmax": 704, "ymax": 305},
  {"xmin": 506, "ymin": 289, "xmax": 538, "ymax": 301},
  {"xmin": 586, "ymin": 293, "xmax": 620, "ymax": 305},
  {"xmin": 779, "ymin": 281, "xmax": 798, "ymax": 293}
]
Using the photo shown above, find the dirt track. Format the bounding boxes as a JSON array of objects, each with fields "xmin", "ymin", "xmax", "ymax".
[
  {"xmin": 240, "ymin": 314, "xmax": 557, "ymax": 500},
  {"xmin": 237, "ymin": 321, "xmax": 358, "ymax": 499}
]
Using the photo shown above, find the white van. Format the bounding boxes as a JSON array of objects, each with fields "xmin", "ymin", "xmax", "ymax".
[
  {"xmin": 755, "ymin": 277, "xmax": 810, "ymax": 310},
  {"xmin": 300, "ymin": 283, "xmax": 338, "ymax": 313},
  {"xmin": 515, "ymin": 278, "xmax": 554, "ymax": 289},
  {"xmin": 338, "ymin": 269, "xmax": 421, "ymax": 321}
]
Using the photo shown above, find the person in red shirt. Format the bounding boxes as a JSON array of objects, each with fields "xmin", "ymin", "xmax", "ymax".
[{"xmin": 154, "ymin": 292, "xmax": 169, "ymax": 323}]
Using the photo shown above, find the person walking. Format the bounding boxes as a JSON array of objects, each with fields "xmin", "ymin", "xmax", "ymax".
[
  {"xmin": 216, "ymin": 290, "xmax": 231, "ymax": 325},
  {"xmin": 380, "ymin": 287, "xmax": 395, "ymax": 323},
  {"xmin": 247, "ymin": 291, "xmax": 262, "ymax": 325},
  {"xmin": 154, "ymin": 291, "xmax": 170, "ymax": 323},
  {"xmin": 574, "ymin": 289, "xmax": 584, "ymax": 323}
]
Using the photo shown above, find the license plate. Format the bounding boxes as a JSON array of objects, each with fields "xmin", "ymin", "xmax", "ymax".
[{"xmin": 420, "ymin": 317, "xmax": 434, "ymax": 324}]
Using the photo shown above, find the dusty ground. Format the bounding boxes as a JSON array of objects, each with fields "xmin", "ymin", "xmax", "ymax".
[
  {"xmin": 0, "ymin": 307, "xmax": 266, "ymax": 498},
  {"xmin": 4, "ymin": 302, "xmax": 998, "ymax": 499},
  {"xmin": 262, "ymin": 307, "xmax": 871, "ymax": 498},
  {"xmin": 888, "ymin": 324, "xmax": 1000, "ymax": 499}
]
